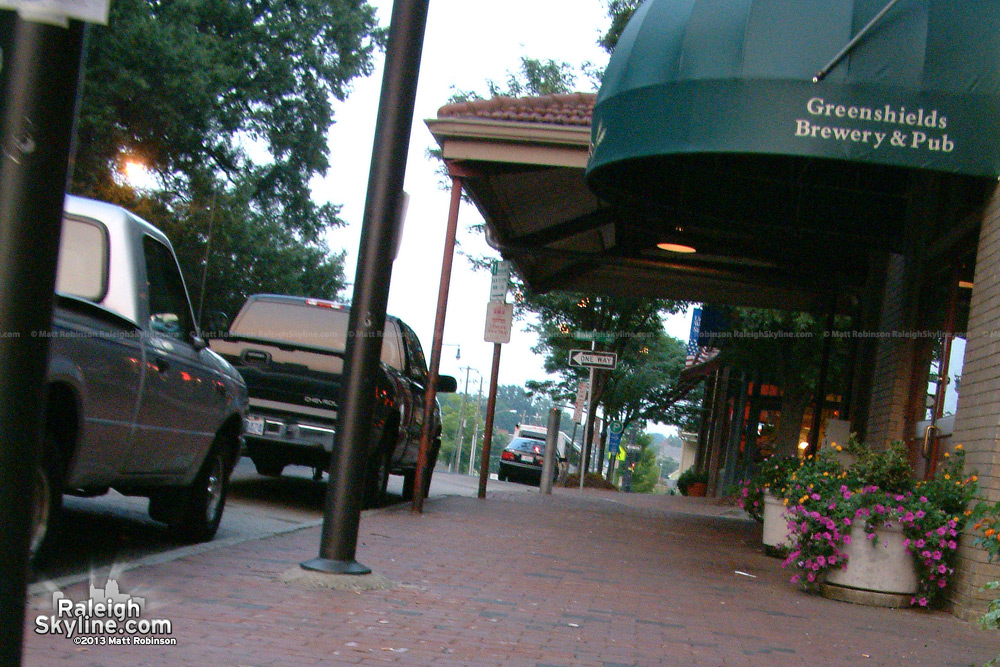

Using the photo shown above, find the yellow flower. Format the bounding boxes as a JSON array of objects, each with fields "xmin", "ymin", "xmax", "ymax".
[
  {"xmin": 943, "ymin": 453, "xmax": 950, "ymax": 458},
  {"xmin": 944, "ymin": 474, "xmax": 951, "ymax": 480},
  {"xmin": 783, "ymin": 498, "xmax": 789, "ymax": 506},
  {"xmin": 971, "ymin": 475, "xmax": 978, "ymax": 482},
  {"xmin": 835, "ymin": 445, "xmax": 843, "ymax": 452},
  {"xmin": 956, "ymin": 444, "xmax": 964, "ymax": 451}
]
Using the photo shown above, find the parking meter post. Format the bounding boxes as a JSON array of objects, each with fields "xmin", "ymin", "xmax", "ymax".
[
  {"xmin": 304, "ymin": 0, "xmax": 429, "ymax": 572},
  {"xmin": 0, "ymin": 16, "xmax": 88, "ymax": 664},
  {"xmin": 477, "ymin": 343, "xmax": 502, "ymax": 499},
  {"xmin": 539, "ymin": 408, "xmax": 561, "ymax": 495}
]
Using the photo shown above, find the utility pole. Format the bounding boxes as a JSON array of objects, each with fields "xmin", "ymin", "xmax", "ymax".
[
  {"xmin": 468, "ymin": 376, "xmax": 483, "ymax": 475},
  {"xmin": 453, "ymin": 366, "xmax": 472, "ymax": 472}
]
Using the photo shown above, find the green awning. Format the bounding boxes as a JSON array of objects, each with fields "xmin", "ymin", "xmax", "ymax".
[{"xmin": 588, "ymin": 0, "xmax": 1000, "ymax": 190}]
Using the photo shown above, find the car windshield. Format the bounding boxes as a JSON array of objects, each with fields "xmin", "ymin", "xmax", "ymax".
[{"xmin": 505, "ymin": 438, "xmax": 543, "ymax": 454}]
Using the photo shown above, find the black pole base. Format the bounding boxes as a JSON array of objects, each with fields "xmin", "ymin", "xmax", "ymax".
[{"xmin": 300, "ymin": 557, "xmax": 372, "ymax": 575}]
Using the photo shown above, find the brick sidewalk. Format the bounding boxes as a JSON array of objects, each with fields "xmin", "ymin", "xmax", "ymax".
[{"xmin": 22, "ymin": 489, "xmax": 999, "ymax": 666}]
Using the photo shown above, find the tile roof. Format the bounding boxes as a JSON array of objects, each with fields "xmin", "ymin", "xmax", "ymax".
[{"xmin": 436, "ymin": 92, "xmax": 595, "ymax": 127}]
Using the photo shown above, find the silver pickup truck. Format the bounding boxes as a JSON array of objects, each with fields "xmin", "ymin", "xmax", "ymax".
[{"xmin": 32, "ymin": 196, "xmax": 248, "ymax": 560}]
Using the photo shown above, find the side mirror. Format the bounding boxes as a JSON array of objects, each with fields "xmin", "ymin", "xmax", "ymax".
[
  {"xmin": 199, "ymin": 310, "xmax": 230, "ymax": 338},
  {"xmin": 436, "ymin": 375, "xmax": 458, "ymax": 393}
]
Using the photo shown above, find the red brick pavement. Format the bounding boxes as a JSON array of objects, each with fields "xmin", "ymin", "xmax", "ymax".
[{"xmin": 22, "ymin": 489, "xmax": 999, "ymax": 666}]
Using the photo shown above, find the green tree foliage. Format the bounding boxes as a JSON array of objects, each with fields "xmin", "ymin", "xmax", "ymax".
[
  {"xmin": 600, "ymin": 0, "xmax": 643, "ymax": 54},
  {"xmin": 124, "ymin": 188, "xmax": 347, "ymax": 321},
  {"xmin": 70, "ymin": 0, "xmax": 384, "ymax": 316},
  {"xmin": 448, "ymin": 56, "xmax": 583, "ymax": 102},
  {"xmin": 600, "ymin": 327, "xmax": 698, "ymax": 432},
  {"xmin": 519, "ymin": 292, "xmax": 694, "ymax": 440}
]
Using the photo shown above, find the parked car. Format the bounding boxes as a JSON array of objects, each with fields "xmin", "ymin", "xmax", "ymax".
[
  {"xmin": 209, "ymin": 294, "xmax": 456, "ymax": 507},
  {"xmin": 498, "ymin": 436, "xmax": 562, "ymax": 485},
  {"xmin": 33, "ymin": 196, "xmax": 248, "ymax": 561}
]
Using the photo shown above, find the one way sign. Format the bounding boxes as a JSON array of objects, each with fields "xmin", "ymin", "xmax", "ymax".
[{"xmin": 568, "ymin": 350, "xmax": 618, "ymax": 370}]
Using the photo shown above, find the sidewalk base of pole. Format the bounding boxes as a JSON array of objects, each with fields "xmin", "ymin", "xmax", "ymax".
[{"xmin": 300, "ymin": 558, "xmax": 372, "ymax": 575}]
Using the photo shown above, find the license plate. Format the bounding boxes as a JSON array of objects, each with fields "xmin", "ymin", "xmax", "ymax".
[
  {"xmin": 520, "ymin": 454, "xmax": 534, "ymax": 463},
  {"xmin": 245, "ymin": 416, "xmax": 264, "ymax": 436}
]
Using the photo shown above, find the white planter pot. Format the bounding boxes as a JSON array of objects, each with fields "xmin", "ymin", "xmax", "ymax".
[
  {"xmin": 762, "ymin": 491, "xmax": 791, "ymax": 551},
  {"xmin": 822, "ymin": 522, "xmax": 918, "ymax": 607}
]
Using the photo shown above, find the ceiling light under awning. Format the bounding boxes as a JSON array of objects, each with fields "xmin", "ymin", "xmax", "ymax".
[{"xmin": 656, "ymin": 242, "xmax": 697, "ymax": 254}]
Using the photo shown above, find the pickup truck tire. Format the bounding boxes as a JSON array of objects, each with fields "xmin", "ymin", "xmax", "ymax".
[
  {"xmin": 30, "ymin": 431, "xmax": 63, "ymax": 564},
  {"xmin": 151, "ymin": 433, "xmax": 234, "ymax": 543}
]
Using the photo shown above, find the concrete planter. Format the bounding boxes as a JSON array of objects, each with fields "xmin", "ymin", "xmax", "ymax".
[
  {"xmin": 821, "ymin": 522, "xmax": 918, "ymax": 608},
  {"xmin": 762, "ymin": 491, "xmax": 791, "ymax": 556}
]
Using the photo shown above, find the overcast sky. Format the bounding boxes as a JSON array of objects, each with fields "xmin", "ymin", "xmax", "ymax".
[{"xmin": 314, "ymin": 0, "xmax": 694, "ymax": 394}]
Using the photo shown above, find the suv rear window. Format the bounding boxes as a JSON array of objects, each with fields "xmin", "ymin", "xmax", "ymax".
[{"xmin": 231, "ymin": 299, "xmax": 403, "ymax": 370}]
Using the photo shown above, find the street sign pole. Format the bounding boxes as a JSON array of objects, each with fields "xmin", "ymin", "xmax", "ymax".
[{"xmin": 580, "ymin": 341, "xmax": 595, "ymax": 490}]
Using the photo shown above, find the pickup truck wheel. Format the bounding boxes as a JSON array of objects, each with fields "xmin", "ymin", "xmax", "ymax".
[
  {"xmin": 162, "ymin": 442, "xmax": 231, "ymax": 543},
  {"xmin": 30, "ymin": 433, "xmax": 63, "ymax": 563}
]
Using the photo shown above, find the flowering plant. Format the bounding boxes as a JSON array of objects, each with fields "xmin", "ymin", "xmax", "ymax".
[
  {"xmin": 780, "ymin": 442, "xmax": 977, "ymax": 608},
  {"xmin": 970, "ymin": 495, "xmax": 1000, "ymax": 665},
  {"xmin": 737, "ymin": 455, "xmax": 800, "ymax": 522}
]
